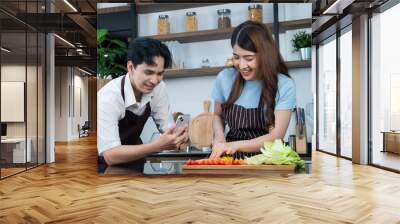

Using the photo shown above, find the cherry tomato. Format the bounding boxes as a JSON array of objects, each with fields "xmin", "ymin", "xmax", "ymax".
[
  {"xmin": 212, "ymin": 159, "xmax": 218, "ymax": 165},
  {"xmin": 232, "ymin": 160, "xmax": 239, "ymax": 165}
]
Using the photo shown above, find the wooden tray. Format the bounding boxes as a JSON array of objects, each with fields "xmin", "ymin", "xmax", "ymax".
[{"xmin": 181, "ymin": 164, "xmax": 296, "ymax": 174}]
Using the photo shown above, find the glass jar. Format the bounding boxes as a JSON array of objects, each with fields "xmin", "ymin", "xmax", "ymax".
[
  {"xmin": 225, "ymin": 57, "xmax": 233, "ymax": 67},
  {"xmin": 186, "ymin": 12, "xmax": 197, "ymax": 32},
  {"xmin": 158, "ymin": 15, "xmax": 170, "ymax": 35},
  {"xmin": 217, "ymin": 9, "xmax": 231, "ymax": 29},
  {"xmin": 248, "ymin": 4, "xmax": 263, "ymax": 23}
]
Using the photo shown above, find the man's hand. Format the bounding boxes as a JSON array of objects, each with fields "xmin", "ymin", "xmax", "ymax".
[{"xmin": 155, "ymin": 124, "xmax": 188, "ymax": 150}]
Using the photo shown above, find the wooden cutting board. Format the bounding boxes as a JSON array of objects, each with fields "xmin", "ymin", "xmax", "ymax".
[
  {"xmin": 189, "ymin": 100, "xmax": 213, "ymax": 149},
  {"xmin": 181, "ymin": 164, "xmax": 296, "ymax": 174}
]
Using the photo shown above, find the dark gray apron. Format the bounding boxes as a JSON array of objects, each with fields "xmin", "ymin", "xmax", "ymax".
[{"xmin": 98, "ymin": 77, "xmax": 151, "ymax": 172}]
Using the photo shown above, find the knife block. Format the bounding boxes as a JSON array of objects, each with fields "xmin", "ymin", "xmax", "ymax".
[{"xmin": 295, "ymin": 124, "xmax": 307, "ymax": 154}]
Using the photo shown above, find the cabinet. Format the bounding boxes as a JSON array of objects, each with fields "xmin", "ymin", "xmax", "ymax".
[
  {"xmin": 1, "ymin": 138, "xmax": 32, "ymax": 164},
  {"xmin": 382, "ymin": 131, "xmax": 400, "ymax": 154}
]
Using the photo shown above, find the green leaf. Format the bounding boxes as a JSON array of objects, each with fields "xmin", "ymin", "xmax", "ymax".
[
  {"xmin": 110, "ymin": 39, "xmax": 127, "ymax": 48},
  {"xmin": 291, "ymin": 31, "xmax": 311, "ymax": 51},
  {"xmin": 96, "ymin": 28, "xmax": 128, "ymax": 79},
  {"xmin": 114, "ymin": 64, "xmax": 127, "ymax": 71},
  {"xmin": 97, "ymin": 29, "xmax": 108, "ymax": 44}
]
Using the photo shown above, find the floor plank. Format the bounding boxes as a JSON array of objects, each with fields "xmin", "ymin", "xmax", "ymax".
[{"xmin": 1, "ymin": 135, "xmax": 400, "ymax": 223}]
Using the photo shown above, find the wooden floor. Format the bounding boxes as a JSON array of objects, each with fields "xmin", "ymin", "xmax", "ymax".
[
  {"xmin": 1, "ymin": 167, "xmax": 26, "ymax": 177},
  {"xmin": 1, "ymin": 164, "xmax": 45, "ymax": 178},
  {"xmin": 372, "ymin": 150, "xmax": 400, "ymax": 171},
  {"xmin": 1, "ymin": 135, "xmax": 400, "ymax": 223}
]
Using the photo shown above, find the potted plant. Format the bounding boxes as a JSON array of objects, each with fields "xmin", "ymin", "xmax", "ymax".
[
  {"xmin": 97, "ymin": 29, "xmax": 127, "ymax": 80},
  {"xmin": 291, "ymin": 31, "xmax": 312, "ymax": 60}
]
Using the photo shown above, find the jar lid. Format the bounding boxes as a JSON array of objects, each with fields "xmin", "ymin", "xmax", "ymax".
[
  {"xmin": 217, "ymin": 9, "xmax": 231, "ymax": 15},
  {"xmin": 186, "ymin": 12, "xmax": 196, "ymax": 16},
  {"xmin": 248, "ymin": 4, "xmax": 263, "ymax": 10},
  {"xmin": 158, "ymin": 14, "xmax": 169, "ymax": 19}
]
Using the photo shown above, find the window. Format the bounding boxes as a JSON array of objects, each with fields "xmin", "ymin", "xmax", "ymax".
[
  {"xmin": 339, "ymin": 26, "xmax": 352, "ymax": 158},
  {"xmin": 317, "ymin": 35, "xmax": 337, "ymax": 154},
  {"xmin": 371, "ymin": 2, "xmax": 400, "ymax": 171},
  {"xmin": 0, "ymin": 1, "xmax": 47, "ymax": 179}
]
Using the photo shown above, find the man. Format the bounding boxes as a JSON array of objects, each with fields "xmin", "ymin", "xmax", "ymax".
[{"xmin": 97, "ymin": 38, "xmax": 188, "ymax": 166}]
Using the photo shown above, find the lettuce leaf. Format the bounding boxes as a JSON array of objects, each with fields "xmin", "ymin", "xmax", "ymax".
[{"xmin": 246, "ymin": 139, "xmax": 305, "ymax": 169}]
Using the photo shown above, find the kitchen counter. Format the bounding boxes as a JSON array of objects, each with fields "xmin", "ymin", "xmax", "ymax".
[{"xmin": 98, "ymin": 147, "xmax": 311, "ymax": 175}]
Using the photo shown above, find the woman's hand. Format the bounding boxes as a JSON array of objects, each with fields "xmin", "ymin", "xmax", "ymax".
[{"xmin": 210, "ymin": 142, "xmax": 238, "ymax": 159}]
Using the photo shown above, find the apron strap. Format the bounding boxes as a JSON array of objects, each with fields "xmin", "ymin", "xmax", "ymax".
[
  {"xmin": 121, "ymin": 76, "xmax": 126, "ymax": 101},
  {"xmin": 258, "ymin": 92, "xmax": 264, "ymax": 109}
]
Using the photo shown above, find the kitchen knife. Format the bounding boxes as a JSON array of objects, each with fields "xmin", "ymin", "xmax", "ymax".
[{"xmin": 298, "ymin": 107, "xmax": 304, "ymax": 139}]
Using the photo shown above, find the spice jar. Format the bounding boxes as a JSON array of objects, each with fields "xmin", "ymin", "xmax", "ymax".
[
  {"xmin": 248, "ymin": 4, "xmax": 263, "ymax": 23},
  {"xmin": 186, "ymin": 12, "xmax": 197, "ymax": 32},
  {"xmin": 217, "ymin": 9, "xmax": 231, "ymax": 29},
  {"xmin": 158, "ymin": 15, "xmax": 170, "ymax": 35}
]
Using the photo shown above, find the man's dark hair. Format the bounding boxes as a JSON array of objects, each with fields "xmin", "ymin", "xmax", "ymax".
[{"xmin": 127, "ymin": 37, "xmax": 172, "ymax": 69}]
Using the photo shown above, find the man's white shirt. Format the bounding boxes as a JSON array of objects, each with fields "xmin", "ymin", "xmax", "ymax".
[{"xmin": 97, "ymin": 73, "xmax": 173, "ymax": 155}]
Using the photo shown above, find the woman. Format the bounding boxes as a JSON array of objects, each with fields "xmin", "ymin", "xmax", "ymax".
[{"xmin": 210, "ymin": 20, "xmax": 296, "ymax": 159}]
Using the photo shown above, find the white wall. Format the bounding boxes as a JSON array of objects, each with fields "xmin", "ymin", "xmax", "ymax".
[
  {"xmin": 135, "ymin": 3, "xmax": 313, "ymax": 143},
  {"xmin": 74, "ymin": 72, "xmax": 89, "ymax": 137},
  {"xmin": 1, "ymin": 65, "xmax": 26, "ymax": 143},
  {"xmin": 55, "ymin": 67, "xmax": 68, "ymax": 141},
  {"xmin": 55, "ymin": 67, "xmax": 89, "ymax": 141},
  {"xmin": 1, "ymin": 65, "xmax": 33, "ymax": 137},
  {"xmin": 1, "ymin": 63, "xmax": 46, "ymax": 163},
  {"xmin": 288, "ymin": 67, "xmax": 314, "ymax": 142}
]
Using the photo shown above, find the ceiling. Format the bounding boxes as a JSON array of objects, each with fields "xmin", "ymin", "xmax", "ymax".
[
  {"xmin": 0, "ymin": 0, "xmax": 97, "ymax": 74},
  {"xmin": 5, "ymin": 0, "xmax": 391, "ymax": 74},
  {"xmin": 311, "ymin": 0, "xmax": 390, "ymax": 41}
]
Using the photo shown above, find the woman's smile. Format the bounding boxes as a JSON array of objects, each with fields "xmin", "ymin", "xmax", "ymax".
[
  {"xmin": 240, "ymin": 69, "xmax": 251, "ymax": 76},
  {"xmin": 239, "ymin": 68, "xmax": 254, "ymax": 79}
]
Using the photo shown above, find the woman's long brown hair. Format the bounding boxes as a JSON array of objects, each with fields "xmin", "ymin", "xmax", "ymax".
[{"xmin": 222, "ymin": 21, "xmax": 290, "ymax": 130}]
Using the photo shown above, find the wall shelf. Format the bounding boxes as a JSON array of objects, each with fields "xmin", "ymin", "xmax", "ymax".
[
  {"xmin": 164, "ymin": 60, "xmax": 311, "ymax": 79},
  {"xmin": 285, "ymin": 60, "xmax": 311, "ymax": 69},
  {"xmin": 98, "ymin": 5, "xmax": 131, "ymax": 14},
  {"xmin": 98, "ymin": 3, "xmax": 223, "ymax": 14},
  {"xmin": 164, "ymin": 66, "xmax": 226, "ymax": 79},
  {"xmin": 136, "ymin": 3, "xmax": 223, "ymax": 14},
  {"xmin": 143, "ymin": 19, "xmax": 311, "ymax": 43}
]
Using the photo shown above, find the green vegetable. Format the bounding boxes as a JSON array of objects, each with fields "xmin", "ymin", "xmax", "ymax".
[{"xmin": 246, "ymin": 139, "xmax": 305, "ymax": 170}]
